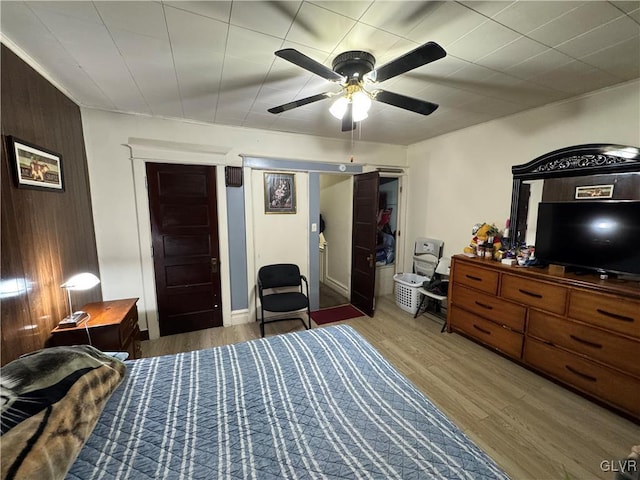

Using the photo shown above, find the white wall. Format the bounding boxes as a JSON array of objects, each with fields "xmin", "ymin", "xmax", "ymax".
[
  {"xmin": 319, "ymin": 174, "xmax": 353, "ymax": 296},
  {"xmin": 251, "ymin": 169, "xmax": 309, "ymax": 270},
  {"xmin": 80, "ymin": 109, "xmax": 407, "ymax": 337},
  {"xmin": 404, "ymin": 80, "xmax": 640, "ymax": 272},
  {"xmin": 82, "ymin": 79, "xmax": 640, "ymax": 334},
  {"xmin": 250, "ymin": 169, "xmax": 309, "ymax": 318}
]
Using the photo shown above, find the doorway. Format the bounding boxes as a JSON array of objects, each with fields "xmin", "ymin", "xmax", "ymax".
[
  {"xmin": 318, "ymin": 174, "xmax": 352, "ymax": 309},
  {"xmin": 317, "ymin": 172, "xmax": 402, "ymax": 312},
  {"xmin": 375, "ymin": 177, "xmax": 400, "ymax": 298}
]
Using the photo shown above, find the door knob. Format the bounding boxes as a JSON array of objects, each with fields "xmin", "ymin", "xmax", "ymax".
[
  {"xmin": 367, "ymin": 253, "xmax": 374, "ymax": 268},
  {"xmin": 211, "ymin": 257, "xmax": 218, "ymax": 274}
]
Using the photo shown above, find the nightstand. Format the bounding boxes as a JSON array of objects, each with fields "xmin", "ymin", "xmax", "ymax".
[{"xmin": 51, "ymin": 298, "xmax": 141, "ymax": 359}]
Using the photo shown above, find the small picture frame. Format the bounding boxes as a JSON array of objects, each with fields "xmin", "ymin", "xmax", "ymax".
[
  {"xmin": 264, "ymin": 172, "xmax": 296, "ymax": 214},
  {"xmin": 6, "ymin": 136, "xmax": 64, "ymax": 191},
  {"xmin": 575, "ymin": 184, "xmax": 614, "ymax": 199}
]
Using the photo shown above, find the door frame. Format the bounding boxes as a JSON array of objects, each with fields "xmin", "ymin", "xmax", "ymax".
[
  {"xmin": 241, "ymin": 156, "xmax": 365, "ymax": 325},
  {"xmin": 126, "ymin": 140, "xmax": 234, "ymax": 340}
]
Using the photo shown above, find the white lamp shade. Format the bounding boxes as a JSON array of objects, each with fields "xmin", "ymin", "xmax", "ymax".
[
  {"xmin": 352, "ymin": 91, "xmax": 372, "ymax": 122},
  {"xmin": 329, "ymin": 96, "xmax": 348, "ymax": 119},
  {"xmin": 61, "ymin": 272, "xmax": 100, "ymax": 291}
]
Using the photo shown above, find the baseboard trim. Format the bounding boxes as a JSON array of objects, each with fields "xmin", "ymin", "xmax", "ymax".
[
  {"xmin": 227, "ymin": 308, "xmax": 250, "ymax": 326},
  {"xmin": 324, "ymin": 276, "xmax": 349, "ymax": 298}
]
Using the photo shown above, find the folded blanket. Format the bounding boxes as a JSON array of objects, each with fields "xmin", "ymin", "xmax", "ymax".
[{"xmin": 1, "ymin": 345, "xmax": 126, "ymax": 480}]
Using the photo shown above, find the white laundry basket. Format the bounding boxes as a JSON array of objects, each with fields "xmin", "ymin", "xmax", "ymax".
[{"xmin": 393, "ymin": 273, "xmax": 428, "ymax": 314}]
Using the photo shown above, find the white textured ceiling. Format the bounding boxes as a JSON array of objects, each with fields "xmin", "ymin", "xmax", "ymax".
[{"xmin": 1, "ymin": 1, "xmax": 639, "ymax": 145}]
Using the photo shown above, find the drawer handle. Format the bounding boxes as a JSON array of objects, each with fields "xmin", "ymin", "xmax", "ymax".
[
  {"xmin": 569, "ymin": 334, "xmax": 602, "ymax": 349},
  {"xmin": 465, "ymin": 274, "xmax": 483, "ymax": 282},
  {"xmin": 518, "ymin": 288, "xmax": 542, "ymax": 299},
  {"xmin": 473, "ymin": 324, "xmax": 491, "ymax": 335},
  {"xmin": 474, "ymin": 301, "xmax": 493, "ymax": 310},
  {"xmin": 596, "ymin": 308, "xmax": 634, "ymax": 323},
  {"xmin": 565, "ymin": 365, "xmax": 597, "ymax": 382}
]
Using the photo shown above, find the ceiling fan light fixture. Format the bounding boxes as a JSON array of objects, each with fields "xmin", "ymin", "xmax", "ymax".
[
  {"xmin": 330, "ymin": 89, "xmax": 372, "ymax": 121},
  {"xmin": 329, "ymin": 96, "xmax": 349, "ymax": 119},
  {"xmin": 352, "ymin": 90, "xmax": 372, "ymax": 122}
]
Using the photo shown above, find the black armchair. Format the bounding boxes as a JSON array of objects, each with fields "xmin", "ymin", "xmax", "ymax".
[{"xmin": 257, "ymin": 263, "xmax": 311, "ymax": 337}]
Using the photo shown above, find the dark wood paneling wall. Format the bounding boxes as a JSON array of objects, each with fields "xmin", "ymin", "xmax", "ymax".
[
  {"xmin": 543, "ymin": 173, "xmax": 640, "ymax": 202},
  {"xmin": 1, "ymin": 45, "xmax": 101, "ymax": 365}
]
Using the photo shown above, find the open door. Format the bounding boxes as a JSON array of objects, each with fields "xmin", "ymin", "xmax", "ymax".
[{"xmin": 350, "ymin": 171, "xmax": 379, "ymax": 316}]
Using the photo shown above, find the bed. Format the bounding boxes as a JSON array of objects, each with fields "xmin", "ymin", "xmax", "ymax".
[{"xmin": 2, "ymin": 325, "xmax": 508, "ymax": 479}]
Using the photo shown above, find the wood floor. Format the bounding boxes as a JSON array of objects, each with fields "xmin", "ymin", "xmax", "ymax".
[
  {"xmin": 319, "ymin": 281, "xmax": 349, "ymax": 309},
  {"xmin": 141, "ymin": 295, "xmax": 639, "ymax": 480}
]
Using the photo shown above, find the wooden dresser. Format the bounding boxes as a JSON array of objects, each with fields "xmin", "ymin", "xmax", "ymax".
[
  {"xmin": 447, "ymin": 255, "xmax": 640, "ymax": 420},
  {"xmin": 51, "ymin": 298, "xmax": 141, "ymax": 360}
]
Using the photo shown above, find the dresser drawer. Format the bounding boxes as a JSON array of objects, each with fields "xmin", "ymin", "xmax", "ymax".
[
  {"xmin": 119, "ymin": 306, "xmax": 138, "ymax": 344},
  {"xmin": 452, "ymin": 262, "xmax": 499, "ymax": 295},
  {"xmin": 525, "ymin": 338, "xmax": 640, "ymax": 418},
  {"xmin": 568, "ymin": 289, "xmax": 640, "ymax": 339},
  {"xmin": 453, "ymin": 284, "xmax": 526, "ymax": 332},
  {"xmin": 500, "ymin": 275, "xmax": 567, "ymax": 314},
  {"xmin": 528, "ymin": 310, "xmax": 640, "ymax": 378},
  {"xmin": 123, "ymin": 326, "xmax": 141, "ymax": 360},
  {"xmin": 450, "ymin": 305, "xmax": 523, "ymax": 359}
]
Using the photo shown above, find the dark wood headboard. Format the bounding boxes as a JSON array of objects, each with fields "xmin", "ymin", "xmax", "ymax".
[{"xmin": 509, "ymin": 144, "xmax": 640, "ymax": 247}]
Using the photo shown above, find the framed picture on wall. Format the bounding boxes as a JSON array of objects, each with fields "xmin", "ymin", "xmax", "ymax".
[
  {"xmin": 6, "ymin": 136, "xmax": 64, "ymax": 191},
  {"xmin": 575, "ymin": 184, "xmax": 614, "ymax": 199},
  {"xmin": 264, "ymin": 172, "xmax": 296, "ymax": 214}
]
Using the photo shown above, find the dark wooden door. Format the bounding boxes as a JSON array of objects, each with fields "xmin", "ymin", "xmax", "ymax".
[
  {"xmin": 350, "ymin": 171, "xmax": 379, "ymax": 316},
  {"xmin": 146, "ymin": 163, "xmax": 223, "ymax": 336}
]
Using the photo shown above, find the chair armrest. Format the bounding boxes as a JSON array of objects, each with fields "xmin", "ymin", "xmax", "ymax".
[
  {"xmin": 300, "ymin": 275, "xmax": 309, "ymax": 295},
  {"xmin": 257, "ymin": 278, "xmax": 264, "ymax": 300}
]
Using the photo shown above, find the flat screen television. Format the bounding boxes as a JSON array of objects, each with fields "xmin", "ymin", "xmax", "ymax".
[{"xmin": 535, "ymin": 201, "xmax": 640, "ymax": 277}]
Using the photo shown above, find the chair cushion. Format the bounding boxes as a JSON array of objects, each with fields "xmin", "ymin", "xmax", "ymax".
[{"xmin": 262, "ymin": 292, "xmax": 308, "ymax": 312}]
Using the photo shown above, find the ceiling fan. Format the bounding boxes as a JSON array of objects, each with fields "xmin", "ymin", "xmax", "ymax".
[{"xmin": 267, "ymin": 42, "xmax": 447, "ymax": 132}]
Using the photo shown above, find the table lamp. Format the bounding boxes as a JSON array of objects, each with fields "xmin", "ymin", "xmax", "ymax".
[{"xmin": 59, "ymin": 272, "xmax": 100, "ymax": 328}]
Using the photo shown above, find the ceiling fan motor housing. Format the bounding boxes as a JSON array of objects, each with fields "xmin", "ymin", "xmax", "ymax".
[{"xmin": 332, "ymin": 51, "xmax": 376, "ymax": 80}]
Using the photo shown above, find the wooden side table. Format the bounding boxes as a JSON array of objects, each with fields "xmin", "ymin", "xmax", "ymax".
[{"xmin": 50, "ymin": 298, "xmax": 141, "ymax": 359}]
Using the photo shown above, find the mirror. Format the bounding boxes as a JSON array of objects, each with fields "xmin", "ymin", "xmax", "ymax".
[
  {"xmin": 509, "ymin": 144, "xmax": 640, "ymax": 249},
  {"xmin": 520, "ymin": 179, "xmax": 543, "ymax": 247}
]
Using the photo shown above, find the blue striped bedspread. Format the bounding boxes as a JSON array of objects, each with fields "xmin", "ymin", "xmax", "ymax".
[{"xmin": 67, "ymin": 325, "xmax": 508, "ymax": 479}]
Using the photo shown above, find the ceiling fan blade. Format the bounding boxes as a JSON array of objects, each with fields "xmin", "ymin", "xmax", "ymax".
[
  {"xmin": 374, "ymin": 90, "xmax": 439, "ymax": 115},
  {"xmin": 275, "ymin": 49, "xmax": 345, "ymax": 82},
  {"xmin": 370, "ymin": 42, "xmax": 446, "ymax": 83},
  {"xmin": 267, "ymin": 2, "xmax": 319, "ymax": 38},
  {"xmin": 342, "ymin": 103, "xmax": 355, "ymax": 132},
  {"xmin": 268, "ymin": 92, "xmax": 332, "ymax": 114}
]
